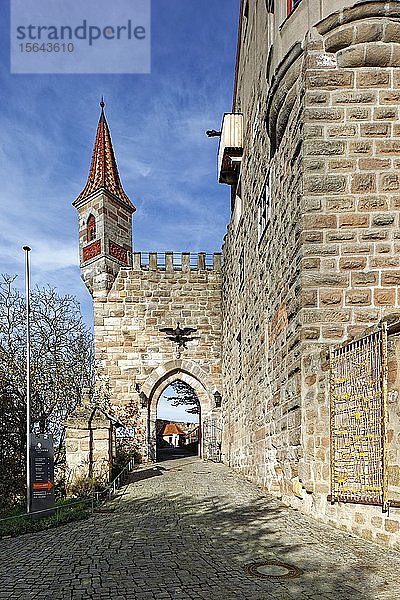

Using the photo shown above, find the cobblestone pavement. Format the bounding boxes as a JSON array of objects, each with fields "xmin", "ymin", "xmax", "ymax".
[{"xmin": 1, "ymin": 455, "xmax": 400, "ymax": 600}]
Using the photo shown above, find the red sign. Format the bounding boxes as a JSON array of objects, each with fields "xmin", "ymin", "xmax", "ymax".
[{"xmin": 32, "ymin": 481, "xmax": 53, "ymax": 491}]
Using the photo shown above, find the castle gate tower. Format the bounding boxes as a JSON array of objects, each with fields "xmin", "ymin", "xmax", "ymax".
[{"xmin": 72, "ymin": 102, "xmax": 223, "ymax": 464}]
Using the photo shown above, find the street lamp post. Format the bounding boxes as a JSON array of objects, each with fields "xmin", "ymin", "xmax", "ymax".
[{"xmin": 23, "ymin": 246, "xmax": 31, "ymax": 514}]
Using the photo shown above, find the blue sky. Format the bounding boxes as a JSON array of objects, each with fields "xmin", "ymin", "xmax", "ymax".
[
  {"xmin": 158, "ymin": 386, "xmax": 199, "ymax": 424},
  {"xmin": 1, "ymin": 1, "xmax": 240, "ymax": 422},
  {"xmin": 0, "ymin": 1, "xmax": 240, "ymax": 327}
]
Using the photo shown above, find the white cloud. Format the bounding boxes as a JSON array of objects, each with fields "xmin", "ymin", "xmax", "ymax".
[
  {"xmin": 157, "ymin": 395, "xmax": 198, "ymax": 424},
  {"xmin": 0, "ymin": 2, "xmax": 239, "ymax": 327}
]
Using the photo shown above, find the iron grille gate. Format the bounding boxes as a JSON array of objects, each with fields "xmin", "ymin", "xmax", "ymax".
[
  {"xmin": 329, "ymin": 324, "xmax": 388, "ymax": 508},
  {"xmin": 203, "ymin": 419, "xmax": 222, "ymax": 463}
]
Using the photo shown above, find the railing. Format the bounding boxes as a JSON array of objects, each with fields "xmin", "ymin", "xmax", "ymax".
[
  {"xmin": 0, "ymin": 497, "xmax": 95, "ymax": 537},
  {"xmin": 94, "ymin": 457, "xmax": 135, "ymax": 504},
  {"xmin": 0, "ymin": 498, "xmax": 94, "ymax": 523},
  {"xmin": 0, "ymin": 458, "xmax": 135, "ymax": 536}
]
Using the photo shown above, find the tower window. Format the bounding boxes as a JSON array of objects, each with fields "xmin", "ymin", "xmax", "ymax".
[
  {"xmin": 87, "ymin": 214, "xmax": 96, "ymax": 241},
  {"xmin": 236, "ymin": 330, "xmax": 242, "ymax": 383},
  {"xmin": 265, "ymin": 0, "xmax": 274, "ymax": 12},
  {"xmin": 243, "ymin": 1, "xmax": 249, "ymax": 37},
  {"xmin": 287, "ymin": 0, "xmax": 302, "ymax": 15}
]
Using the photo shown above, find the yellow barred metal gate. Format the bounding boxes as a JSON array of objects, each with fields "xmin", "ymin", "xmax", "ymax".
[{"xmin": 329, "ymin": 324, "xmax": 388, "ymax": 508}]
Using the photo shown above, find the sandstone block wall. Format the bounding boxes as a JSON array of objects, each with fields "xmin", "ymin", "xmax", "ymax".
[
  {"xmin": 65, "ymin": 405, "xmax": 112, "ymax": 485},
  {"xmin": 93, "ymin": 252, "xmax": 223, "ymax": 461},
  {"xmin": 222, "ymin": 0, "xmax": 400, "ymax": 548},
  {"xmin": 299, "ymin": 2, "xmax": 400, "ymax": 548}
]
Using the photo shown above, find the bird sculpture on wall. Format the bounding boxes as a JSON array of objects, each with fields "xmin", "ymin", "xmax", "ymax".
[{"xmin": 159, "ymin": 322, "xmax": 199, "ymax": 352}]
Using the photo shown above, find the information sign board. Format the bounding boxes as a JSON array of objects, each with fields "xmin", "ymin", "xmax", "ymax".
[{"xmin": 30, "ymin": 433, "xmax": 55, "ymax": 517}]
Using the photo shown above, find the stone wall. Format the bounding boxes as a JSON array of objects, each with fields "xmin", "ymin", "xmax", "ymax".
[
  {"xmin": 222, "ymin": 0, "xmax": 400, "ymax": 548},
  {"xmin": 65, "ymin": 402, "xmax": 113, "ymax": 485},
  {"xmin": 299, "ymin": 1, "xmax": 400, "ymax": 547},
  {"xmin": 71, "ymin": 115, "xmax": 223, "ymax": 469},
  {"xmin": 93, "ymin": 252, "xmax": 223, "ymax": 461},
  {"xmin": 222, "ymin": 46, "xmax": 304, "ymax": 491},
  {"xmin": 387, "ymin": 331, "xmax": 400, "ymax": 507}
]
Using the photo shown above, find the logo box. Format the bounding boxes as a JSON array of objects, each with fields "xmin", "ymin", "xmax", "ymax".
[{"xmin": 11, "ymin": 0, "xmax": 151, "ymax": 74}]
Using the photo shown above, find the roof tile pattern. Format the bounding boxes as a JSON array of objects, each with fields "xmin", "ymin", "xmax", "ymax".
[
  {"xmin": 75, "ymin": 107, "xmax": 135, "ymax": 210},
  {"xmin": 162, "ymin": 423, "xmax": 186, "ymax": 436}
]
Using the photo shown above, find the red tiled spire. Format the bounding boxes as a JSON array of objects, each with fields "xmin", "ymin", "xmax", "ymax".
[{"xmin": 74, "ymin": 100, "xmax": 135, "ymax": 211}]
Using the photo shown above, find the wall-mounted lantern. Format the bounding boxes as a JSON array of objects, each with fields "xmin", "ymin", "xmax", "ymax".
[
  {"xmin": 139, "ymin": 392, "xmax": 148, "ymax": 408},
  {"xmin": 214, "ymin": 390, "xmax": 222, "ymax": 408},
  {"xmin": 135, "ymin": 383, "xmax": 148, "ymax": 408}
]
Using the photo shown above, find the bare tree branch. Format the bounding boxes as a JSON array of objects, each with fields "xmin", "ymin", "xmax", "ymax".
[
  {"xmin": 166, "ymin": 380, "xmax": 200, "ymax": 415},
  {"xmin": 0, "ymin": 275, "xmax": 94, "ymax": 510}
]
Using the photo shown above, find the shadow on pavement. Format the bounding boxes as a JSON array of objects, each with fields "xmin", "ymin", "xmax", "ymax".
[
  {"xmin": 156, "ymin": 446, "xmax": 198, "ymax": 462},
  {"xmin": 1, "ymin": 457, "xmax": 399, "ymax": 600},
  {"xmin": 120, "ymin": 460, "xmax": 399, "ymax": 600},
  {"xmin": 128, "ymin": 465, "xmax": 166, "ymax": 483}
]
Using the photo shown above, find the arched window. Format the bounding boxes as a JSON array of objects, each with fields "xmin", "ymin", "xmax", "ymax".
[
  {"xmin": 87, "ymin": 214, "xmax": 96, "ymax": 241},
  {"xmin": 287, "ymin": 0, "xmax": 301, "ymax": 15}
]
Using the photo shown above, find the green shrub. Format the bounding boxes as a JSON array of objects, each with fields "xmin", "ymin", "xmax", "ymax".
[
  {"xmin": 111, "ymin": 448, "xmax": 135, "ymax": 479},
  {"xmin": 0, "ymin": 498, "xmax": 92, "ymax": 539},
  {"xmin": 67, "ymin": 475, "xmax": 104, "ymax": 498}
]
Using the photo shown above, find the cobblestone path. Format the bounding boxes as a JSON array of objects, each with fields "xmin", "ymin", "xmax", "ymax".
[{"xmin": 1, "ymin": 456, "xmax": 400, "ymax": 600}]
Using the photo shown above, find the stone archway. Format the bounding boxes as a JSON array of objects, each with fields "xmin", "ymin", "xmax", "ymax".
[{"xmin": 141, "ymin": 360, "xmax": 215, "ymax": 461}]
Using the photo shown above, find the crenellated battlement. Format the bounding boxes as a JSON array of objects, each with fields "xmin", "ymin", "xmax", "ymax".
[{"xmin": 132, "ymin": 252, "xmax": 222, "ymax": 272}]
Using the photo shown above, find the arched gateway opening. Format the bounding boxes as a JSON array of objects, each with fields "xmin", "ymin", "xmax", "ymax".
[
  {"xmin": 141, "ymin": 360, "xmax": 214, "ymax": 462},
  {"xmin": 156, "ymin": 381, "xmax": 200, "ymax": 461}
]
